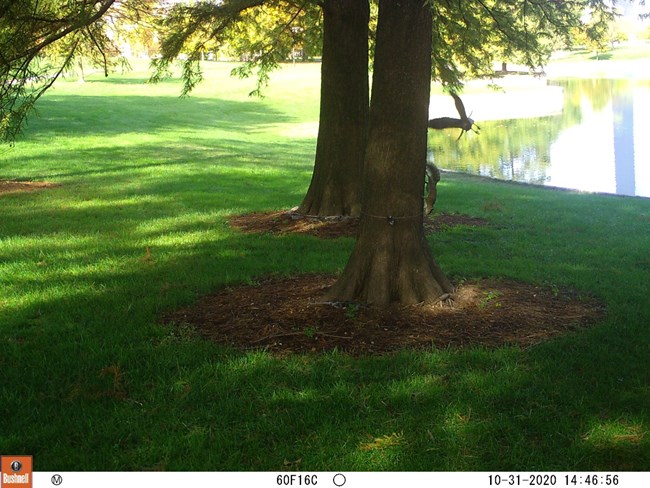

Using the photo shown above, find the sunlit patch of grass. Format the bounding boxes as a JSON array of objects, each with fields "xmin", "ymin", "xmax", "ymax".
[
  {"xmin": 583, "ymin": 420, "xmax": 647, "ymax": 447},
  {"xmin": 360, "ymin": 432, "xmax": 404, "ymax": 452},
  {"xmin": 554, "ymin": 44, "xmax": 650, "ymax": 63},
  {"xmin": 580, "ymin": 419, "xmax": 650, "ymax": 469}
]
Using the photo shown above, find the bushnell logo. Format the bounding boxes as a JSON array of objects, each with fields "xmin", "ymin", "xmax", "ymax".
[{"xmin": 1, "ymin": 455, "xmax": 33, "ymax": 487}]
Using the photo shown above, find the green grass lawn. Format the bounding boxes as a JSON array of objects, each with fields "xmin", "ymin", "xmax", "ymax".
[
  {"xmin": 552, "ymin": 43, "xmax": 650, "ymax": 62},
  {"xmin": 1, "ymin": 61, "xmax": 650, "ymax": 471}
]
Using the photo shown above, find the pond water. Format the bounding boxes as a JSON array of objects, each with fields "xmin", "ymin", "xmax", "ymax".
[{"xmin": 427, "ymin": 78, "xmax": 650, "ymax": 198}]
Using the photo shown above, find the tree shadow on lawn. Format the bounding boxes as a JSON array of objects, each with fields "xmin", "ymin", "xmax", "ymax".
[
  {"xmin": 1, "ymin": 166, "xmax": 609, "ymax": 358},
  {"xmin": 25, "ymin": 94, "xmax": 296, "ymax": 139},
  {"xmin": 3, "ymin": 163, "xmax": 649, "ymax": 470},
  {"xmin": 4, "ymin": 136, "xmax": 315, "ymax": 194},
  {"xmin": 2, "ymin": 224, "xmax": 645, "ymax": 471},
  {"xmin": 161, "ymin": 344, "xmax": 649, "ymax": 470},
  {"xmin": 2, "ymin": 188, "xmax": 648, "ymax": 470}
]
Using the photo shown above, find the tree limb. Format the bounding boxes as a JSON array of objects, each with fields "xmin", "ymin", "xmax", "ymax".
[{"xmin": 427, "ymin": 116, "xmax": 468, "ymax": 130}]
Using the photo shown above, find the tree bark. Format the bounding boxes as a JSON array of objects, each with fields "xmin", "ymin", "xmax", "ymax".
[
  {"xmin": 327, "ymin": 0, "xmax": 453, "ymax": 306},
  {"xmin": 297, "ymin": 0, "xmax": 369, "ymax": 217}
]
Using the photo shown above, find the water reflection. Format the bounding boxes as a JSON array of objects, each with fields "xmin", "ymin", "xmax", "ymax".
[
  {"xmin": 428, "ymin": 78, "xmax": 650, "ymax": 198},
  {"xmin": 613, "ymin": 85, "xmax": 635, "ymax": 195}
]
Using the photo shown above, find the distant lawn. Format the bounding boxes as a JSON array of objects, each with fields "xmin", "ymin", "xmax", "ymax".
[
  {"xmin": 552, "ymin": 43, "xmax": 650, "ymax": 62},
  {"xmin": 1, "ymin": 62, "xmax": 650, "ymax": 471}
]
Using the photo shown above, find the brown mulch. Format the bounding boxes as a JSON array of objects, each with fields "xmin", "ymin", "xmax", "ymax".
[
  {"xmin": 0, "ymin": 180, "xmax": 59, "ymax": 195},
  {"xmin": 228, "ymin": 210, "xmax": 489, "ymax": 239},
  {"xmin": 163, "ymin": 275, "xmax": 605, "ymax": 356}
]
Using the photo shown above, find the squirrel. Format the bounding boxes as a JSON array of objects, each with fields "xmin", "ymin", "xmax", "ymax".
[{"xmin": 424, "ymin": 162, "xmax": 440, "ymax": 215}]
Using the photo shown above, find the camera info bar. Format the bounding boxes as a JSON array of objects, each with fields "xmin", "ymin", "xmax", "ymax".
[{"xmin": 26, "ymin": 471, "xmax": 650, "ymax": 488}]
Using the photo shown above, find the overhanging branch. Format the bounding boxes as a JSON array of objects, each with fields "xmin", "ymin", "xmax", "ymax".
[
  {"xmin": 427, "ymin": 116, "xmax": 468, "ymax": 130},
  {"xmin": 7, "ymin": 0, "xmax": 118, "ymax": 64}
]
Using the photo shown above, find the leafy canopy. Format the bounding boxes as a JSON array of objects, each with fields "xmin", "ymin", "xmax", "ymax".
[{"xmin": 151, "ymin": 0, "xmax": 625, "ymax": 94}]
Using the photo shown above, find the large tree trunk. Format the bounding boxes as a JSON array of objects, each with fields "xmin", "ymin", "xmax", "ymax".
[
  {"xmin": 297, "ymin": 0, "xmax": 369, "ymax": 217},
  {"xmin": 327, "ymin": 0, "xmax": 453, "ymax": 306}
]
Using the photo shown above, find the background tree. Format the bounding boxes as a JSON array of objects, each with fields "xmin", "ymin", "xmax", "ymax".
[
  {"xmin": 225, "ymin": 3, "xmax": 322, "ymax": 63},
  {"xmin": 297, "ymin": 0, "xmax": 369, "ymax": 217},
  {"xmin": 150, "ymin": 0, "xmax": 370, "ymax": 217},
  {"xmin": 571, "ymin": 7, "xmax": 619, "ymax": 58},
  {"xmin": 150, "ymin": 0, "xmax": 313, "ymax": 96},
  {"xmin": 107, "ymin": 0, "xmax": 161, "ymax": 60}
]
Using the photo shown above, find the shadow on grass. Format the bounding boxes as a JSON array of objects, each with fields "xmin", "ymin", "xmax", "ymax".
[
  {"xmin": 87, "ymin": 77, "xmax": 183, "ymax": 85},
  {"xmin": 5, "ymin": 303, "xmax": 649, "ymax": 471},
  {"xmin": 11, "ymin": 137, "xmax": 315, "ymax": 182},
  {"xmin": 1, "ymin": 162, "xmax": 650, "ymax": 471},
  {"xmin": 25, "ymin": 94, "xmax": 295, "ymax": 139}
]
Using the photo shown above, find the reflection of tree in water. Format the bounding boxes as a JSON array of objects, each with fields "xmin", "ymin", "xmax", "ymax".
[
  {"xmin": 428, "ymin": 114, "xmax": 561, "ymax": 184},
  {"xmin": 427, "ymin": 78, "xmax": 642, "ymax": 187}
]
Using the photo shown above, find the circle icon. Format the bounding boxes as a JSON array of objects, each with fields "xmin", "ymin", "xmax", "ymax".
[
  {"xmin": 51, "ymin": 474, "xmax": 63, "ymax": 486},
  {"xmin": 333, "ymin": 473, "xmax": 346, "ymax": 487},
  {"xmin": 10, "ymin": 460, "xmax": 22, "ymax": 472}
]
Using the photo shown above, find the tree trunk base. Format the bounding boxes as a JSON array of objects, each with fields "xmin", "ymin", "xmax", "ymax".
[
  {"xmin": 327, "ymin": 219, "xmax": 453, "ymax": 306},
  {"xmin": 297, "ymin": 192, "xmax": 361, "ymax": 218}
]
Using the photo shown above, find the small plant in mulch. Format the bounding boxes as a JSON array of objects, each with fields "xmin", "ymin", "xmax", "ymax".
[{"xmin": 478, "ymin": 290, "xmax": 502, "ymax": 309}]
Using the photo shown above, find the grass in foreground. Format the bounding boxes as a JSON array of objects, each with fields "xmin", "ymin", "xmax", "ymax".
[{"xmin": 1, "ymin": 62, "xmax": 650, "ymax": 471}]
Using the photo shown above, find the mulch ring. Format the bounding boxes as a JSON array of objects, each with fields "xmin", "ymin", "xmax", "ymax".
[
  {"xmin": 0, "ymin": 180, "xmax": 59, "ymax": 195},
  {"xmin": 162, "ymin": 275, "xmax": 605, "ymax": 356},
  {"xmin": 228, "ymin": 210, "xmax": 489, "ymax": 239}
]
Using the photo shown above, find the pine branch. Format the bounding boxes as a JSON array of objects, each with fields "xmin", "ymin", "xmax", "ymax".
[{"xmin": 6, "ymin": 1, "xmax": 118, "ymax": 64}]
